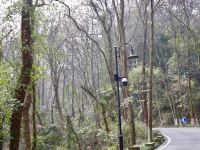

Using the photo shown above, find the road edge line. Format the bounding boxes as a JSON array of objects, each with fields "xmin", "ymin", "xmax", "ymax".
[{"xmin": 155, "ymin": 134, "xmax": 171, "ymax": 150}]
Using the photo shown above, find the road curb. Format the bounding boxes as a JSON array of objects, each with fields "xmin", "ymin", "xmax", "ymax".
[{"xmin": 155, "ymin": 133, "xmax": 171, "ymax": 150}]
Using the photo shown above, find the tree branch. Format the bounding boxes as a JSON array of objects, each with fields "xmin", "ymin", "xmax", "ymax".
[
  {"xmin": 166, "ymin": 8, "xmax": 197, "ymax": 42},
  {"xmin": 154, "ymin": 0, "xmax": 162, "ymax": 12},
  {"xmin": 80, "ymin": 85, "xmax": 98, "ymax": 103},
  {"xmin": 53, "ymin": 0, "xmax": 113, "ymax": 86},
  {"xmin": 112, "ymin": 0, "xmax": 120, "ymax": 23},
  {"xmin": 0, "ymin": 29, "xmax": 14, "ymax": 42}
]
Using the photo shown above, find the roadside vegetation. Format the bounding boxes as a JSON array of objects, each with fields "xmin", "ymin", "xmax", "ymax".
[{"xmin": 0, "ymin": 0, "xmax": 200, "ymax": 149}]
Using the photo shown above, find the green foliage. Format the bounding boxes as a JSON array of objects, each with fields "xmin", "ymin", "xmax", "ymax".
[
  {"xmin": 122, "ymin": 121, "xmax": 146, "ymax": 147},
  {"xmin": 167, "ymin": 53, "xmax": 178, "ymax": 74},
  {"xmin": 155, "ymin": 34, "xmax": 173, "ymax": 70},
  {"xmin": 128, "ymin": 63, "xmax": 163, "ymax": 92},
  {"xmin": 55, "ymin": 121, "xmax": 118, "ymax": 149},
  {"xmin": 136, "ymin": 122, "xmax": 146, "ymax": 143},
  {"xmin": 108, "ymin": 145, "xmax": 117, "ymax": 150},
  {"xmin": 4, "ymin": 1, "xmax": 22, "ymax": 22},
  {"xmin": 140, "ymin": 145, "xmax": 152, "ymax": 150},
  {"xmin": 0, "ymin": 64, "xmax": 17, "ymax": 142},
  {"xmin": 31, "ymin": 64, "xmax": 46, "ymax": 81},
  {"xmin": 37, "ymin": 124, "xmax": 63, "ymax": 150},
  {"xmin": 60, "ymin": 118, "xmax": 118, "ymax": 149},
  {"xmin": 121, "ymin": 122, "xmax": 129, "ymax": 146},
  {"xmin": 76, "ymin": 125, "xmax": 118, "ymax": 149},
  {"xmin": 100, "ymin": 88, "xmax": 115, "ymax": 118},
  {"xmin": 64, "ymin": 115, "xmax": 79, "ymax": 150}
]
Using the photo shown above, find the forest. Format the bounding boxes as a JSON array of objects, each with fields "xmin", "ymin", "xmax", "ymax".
[{"xmin": 0, "ymin": 0, "xmax": 200, "ymax": 149}]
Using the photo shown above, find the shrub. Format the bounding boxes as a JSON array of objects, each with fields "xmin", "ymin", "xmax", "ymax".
[{"xmin": 37, "ymin": 124, "xmax": 63, "ymax": 150}]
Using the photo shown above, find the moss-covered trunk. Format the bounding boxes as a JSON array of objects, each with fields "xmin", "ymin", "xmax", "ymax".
[{"xmin": 9, "ymin": 0, "xmax": 33, "ymax": 149}]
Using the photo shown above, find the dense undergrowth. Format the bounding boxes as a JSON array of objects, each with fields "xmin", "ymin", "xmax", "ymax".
[{"xmin": 31, "ymin": 119, "xmax": 148, "ymax": 149}]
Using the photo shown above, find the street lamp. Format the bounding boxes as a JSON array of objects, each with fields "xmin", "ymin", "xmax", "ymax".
[
  {"xmin": 114, "ymin": 45, "xmax": 138, "ymax": 150},
  {"xmin": 128, "ymin": 48, "xmax": 139, "ymax": 60}
]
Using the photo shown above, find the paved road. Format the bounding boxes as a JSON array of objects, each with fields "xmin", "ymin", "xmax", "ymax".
[{"xmin": 157, "ymin": 128, "xmax": 200, "ymax": 150}]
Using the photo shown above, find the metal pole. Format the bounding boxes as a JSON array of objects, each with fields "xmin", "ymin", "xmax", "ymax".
[{"xmin": 115, "ymin": 46, "xmax": 123, "ymax": 150}]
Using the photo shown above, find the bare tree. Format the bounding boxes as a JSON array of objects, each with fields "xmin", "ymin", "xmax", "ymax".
[{"xmin": 112, "ymin": 0, "xmax": 137, "ymax": 146}]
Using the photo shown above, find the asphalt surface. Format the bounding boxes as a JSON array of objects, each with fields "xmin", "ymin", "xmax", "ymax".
[{"xmin": 157, "ymin": 128, "xmax": 200, "ymax": 150}]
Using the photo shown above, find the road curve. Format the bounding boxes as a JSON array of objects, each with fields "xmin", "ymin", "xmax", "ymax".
[{"xmin": 157, "ymin": 128, "xmax": 200, "ymax": 150}]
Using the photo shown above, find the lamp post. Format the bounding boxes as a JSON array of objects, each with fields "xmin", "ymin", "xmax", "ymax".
[
  {"xmin": 114, "ymin": 45, "xmax": 138, "ymax": 150},
  {"xmin": 114, "ymin": 46, "xmax": 123, "ymax": 150}
]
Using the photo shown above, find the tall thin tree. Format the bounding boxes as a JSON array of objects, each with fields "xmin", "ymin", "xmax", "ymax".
[
  {"xmin": 148, "ymin": 0, "xmax": 154, "ymax": 143},
  {"xmin": 9, "ymin": 0, "xmax": 33, "ymax": 149},
  {"xmin": 141, "ymin": 0, "xmax": 148, "ymax": 135}
]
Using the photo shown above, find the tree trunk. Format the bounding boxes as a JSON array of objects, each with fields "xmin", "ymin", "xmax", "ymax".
[
  {"xmin": 0, "ymin": 117, "xmax": 4, "ymax": 150},
  {"xmin": 32, "ymin": 83, "xmax": 37, "ymax": 150},
  {"xmin": 41, "ymin": 70, "xmax": 45, "ymax": 106},
  {"xmin": 9, "ymin": 0, "xmax": 33, "ymax": 149},
  {"xmin": 154, "ymin": 84, "xmax": 163, "ymax": 126},
  {"xmin": 54, "ymin": 81, "xmax": 65, "ymax": 129},
  {"xmin": 66, "ymin": 113, "xmax": 82, "ymax": 150},
  {"xmin": 36, "ymin": 111, "xmax": 43, "ymax": 126},
  {"xmin": 72, "ymin": 51, "xmax": 75, "ymax": 118},
  {"xmin": 51, "ymin": 97, "xmax": 54, "ymax": 124},
  {"xmin": 113, "ymin": 0, "xmax": 136, "ymax": 146},
  {"xmin": 188, "ymin": 74, "xmax": 195, "ymax": 125},
  {"xmin": 50, "ymin": 68, "xmax": 64, "ymax": 129},
  {"xmin": 23, "ymin": 3, "xmax": 36, "ymax": 146},
  {"xmin": 100, "ymin": 103, "xmax": 110, "ymax": 133},
  {"xmin": 62, "ymin": 74, "xmax": 66, "ymax": 106},
  {"xmin": 90, "ymin": 0, "xmax": 116, "ymax": 98},
  {"xmin": 182, "ymin": 0, "xmax": 195, "ymax": 125},
  {"xmin": 78, "ymin": 88, "xmax": 84, "ymax": 126},
  {"xmin": 107, "ymin": 32, "xmax": 115, "ymax": 93},
  {"xmin": 148, "ymin": 0, "xmax": 154, "ymax": 143},
  {"xmin": 172, "ymin": 29, "xmax": 184, "ymax": 121},
  {"xmin": 23, "ymin": 94, "xmax": 32, "ymax": 150},
  {"xmin": 161, "ymin": 75, "xmax": 176, "ymax": 125},
  {"xmin": 128, "ymin": 102, "xmax": 136, "ymax": 145},
  {"xmin": 157, "ymin": 46, "xmax": 179, "ymax": 126},
  {"xmin": 155, "ymin": 39, "xmax": 179, "ymax": 126},
  {"xmin": 81, "ymin": 89, "xmax": 85, "ymax": 122},
  {"xmin": 142, "ymin": 0, "xmax": 148, "ymax": 135},
  {"xmin": 187, "ymin": 45, "xmax": 195, "ymax": 125}
]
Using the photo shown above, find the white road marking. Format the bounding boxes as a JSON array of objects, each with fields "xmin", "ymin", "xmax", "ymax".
[{"xmin": 157, "ymin": 134, "xmax": 171, "ymax": 150}]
